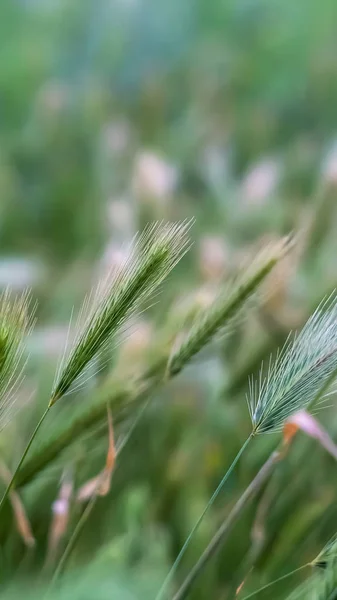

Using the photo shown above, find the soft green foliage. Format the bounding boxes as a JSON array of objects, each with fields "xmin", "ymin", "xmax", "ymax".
[
  {"xmin": 1, "ymin": 0, "xmax": 337, "ymax": 599},
  {"xmin": 18, "ymin": 237, "xmax": 290, "ymax": 488}
]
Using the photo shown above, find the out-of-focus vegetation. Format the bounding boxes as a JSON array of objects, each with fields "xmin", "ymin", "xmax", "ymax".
[{"xmin": 1, "ymin": 0, "xmax": 337, "ymax": 598}]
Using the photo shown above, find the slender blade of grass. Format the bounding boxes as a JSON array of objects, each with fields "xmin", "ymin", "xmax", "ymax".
[
  {"xmin": 173, "ymin": 450, "xmax": 280, "ymax": 600},
  {"xmin": 155, "ymin": 435, "xmax": 253, "ymax": 600}
]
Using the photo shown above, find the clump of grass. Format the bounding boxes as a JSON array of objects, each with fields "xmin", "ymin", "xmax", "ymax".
[
  {"xmin": 4, "ymin": 227, "xmax": 337, "ymax": 600},
  {"xmin": 157, "ymin": 292, "xmax": 337, "ymax": 600},
  {"xmin": 168, "ymin": 236, "xmax": 293, "ymax": 377},
  {"xmin": 0, "ymin": 221, "xmax": 192, "ymax": 511},
  {"xmin": 16, "ymin": 234, "xmax": 293, "ymax": 487}
]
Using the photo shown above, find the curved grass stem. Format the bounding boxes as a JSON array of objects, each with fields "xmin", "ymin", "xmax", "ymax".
[
  {"xmin": 155, "ymin": 434, "xmax": 253, "ymax": 600},
  {"xmin": 240, "ymin": 564, "xmax": 310, "ymax": 599},
  {"xmin": 173, "ymin": 449, "xmax": 280, "ymax": 600}
]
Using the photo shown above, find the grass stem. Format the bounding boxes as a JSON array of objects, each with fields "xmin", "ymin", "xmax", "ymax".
[
  {"xmin": 0, "ymin": 406, "xmax": 50, "ymax": 512},
  {"xmin": 240, "ymin": 563, "xmax": 310, "ymax": 599},
  {"xmin": 155, "ymin": 434, "xmax": 253, "ymax": 600},
  {"xmin": 173, "ymin": 450, "xmax": 280, "ymax": 600}
]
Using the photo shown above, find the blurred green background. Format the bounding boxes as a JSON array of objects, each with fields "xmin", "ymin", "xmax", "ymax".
[{"xmin": 1, "ymin": 0, "xmax": 337, "ymax": 598}]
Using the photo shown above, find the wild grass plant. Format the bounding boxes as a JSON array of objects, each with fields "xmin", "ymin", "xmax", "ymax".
[
  {"xmin": 157, "ymin": 291, "xmax": 337, "ymax": 600},
  {"xmin": 0, "ymin": 221, "xmax": 192, "ymax": 509},
  {"xmin": 0, "ymin": 219, "xmax": 336, "ymax": 600},
  {"xmin": 2, "ymin": 1, "xmax": 337, "ymax": 599}
]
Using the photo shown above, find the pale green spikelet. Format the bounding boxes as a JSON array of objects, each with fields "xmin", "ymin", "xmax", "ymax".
[
  {"xmin": 316, "ymin": 559, "xmax": 337, "ymax": 600},
  {"xmin": 50, "ymin": 221, "xmax": 192, "ymax": 405},
  {"xmin": 0, "ymin": 289, "xmax": 34, "ymax": 428},
  {"xmin": 286, "ymin": 535, "xmax": 337, "ymax": 600},
  {"xmin": 286, "ymin": 576, "xmax": 321, "ymax": 600},
  {"xmin": 309, "ymin": 561, "xmax": 337, "ymax": 600},
  {"xmin": 167, "ymin": 235, "xmax": 293, "ymax": 377},
  {"xmin": 313, "ymin": 534, "xmax": 337, "ymax": 570},
  {"xmin": 248, "ymin": 293, "xmax": 337, "ymax": 435}
]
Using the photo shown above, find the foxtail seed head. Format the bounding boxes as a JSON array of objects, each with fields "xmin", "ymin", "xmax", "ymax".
[
  {"xmin": 249, "ymin": 293, "xmax": 337, "ymax": 435},
  {"xmin": 0, "ymin": 290, "xmax": 34, "ymax": 429},
  {"xmin": 168, "ymin": 235, "xmax": 293, "ymax": 378},
  {"xmin": 50, "ymin": 221, "xmax": 192, "ymax": 405},
  {"xmin": 312, "ymin": 533, "xmax": 337, "ymax": 570}
]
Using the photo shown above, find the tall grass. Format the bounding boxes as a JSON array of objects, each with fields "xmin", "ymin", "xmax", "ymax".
[
  {"xmin": 0, "ymin": 226, "xmax": 336, "ymax": 600},
  {"xmin": 0, "ymin": 222, "xmax": 191, "ymax": 510},
  {"xmin": 2, "ymin": 1, "xmax": 337, "ymax": 598},
  {"xmin": 156, "ymin": 290, "xmax": 337, "ymax": 599},
  {"xmin": 1, "ymin": 224, "xmax": 337, "ymax": 600}
]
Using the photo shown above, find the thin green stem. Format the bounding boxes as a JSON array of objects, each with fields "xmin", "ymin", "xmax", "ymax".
[
  {"xmin": 17, "ymin": 358, "xmax": 167, "ymax": 488},
  {"xmin": 173, "ymin": 449, "xmax": 280, "ymax": 600},
  {"xmin": 240, "ymin": 564, "xmax": 310, "ymax": 599},
  {"xmin": 155, "ymin": 434, "xmax": 253, "ymax": 600},
  {"xmin": 0, "ymin": 406, "xmax": 50, "ymax": 512}
]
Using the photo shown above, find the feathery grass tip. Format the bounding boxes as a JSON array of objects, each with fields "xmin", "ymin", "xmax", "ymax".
[
  {"xmin": 0, "ymin": 290, "xmax": 34, "ymax": 429},
  {"xmin": 313, "ymin": 534, "xmax": 337, "ymax": 570},
  {"xmin": 168, "ymin": 235, "xmax": 293, "ymax": 377},
  {"xmin": 286, "ymin": 533, "xmax": 337, "ymax": 599},
  {"xmin": 301, "ymin": 562, "xmax": 337, "ymax": 600},
  {"xmin": 248, "ymin": 293, "xmax": 337, "ymax": 435},
  {"xmin": 50, "ymin": 221, "xmax": 192, "ymax": 405}
]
